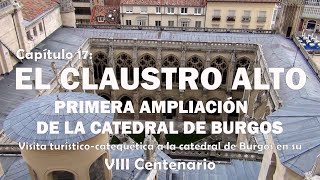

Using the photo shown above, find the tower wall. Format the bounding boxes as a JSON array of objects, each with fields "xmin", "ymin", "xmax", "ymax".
[
  {"xmin": 0, "ymin": 1, "xmax": 27, "ymax": 74},
  {"xmin": 60, "ymin": 0, "xmax": 76, "ymax": 28},
  {"xmin": 61, "ymin": 12, "xmax": 76, "ymax": 28},
  {"xmin": 278, "ymin": 0, "xmax": 304, "ymax": 37}
]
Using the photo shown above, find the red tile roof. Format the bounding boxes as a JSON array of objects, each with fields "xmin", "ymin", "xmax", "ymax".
[
  {"xmin": 90, "ymin": 0, "xmax": 120, "ymax": 24},
  {"xmin": 105, "ymin": 0, "xmax": 120, "ymax": 6},
  {"xmin": 120, "ymin": 0, "xmax": 206, "ymax": 7},
  {"xmin": 208, "ymin": 0, "xmax": 279, "ymax": 2},
  {"xmin": 91, "ymin": 5, "xmax": 120, "ymax": 24},
  {"xmin": 19, "ymin": 0, "xmax": 59, "ymax": 21}
]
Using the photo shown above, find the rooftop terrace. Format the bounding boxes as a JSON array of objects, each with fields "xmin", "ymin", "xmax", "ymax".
[{"xmin": 0, "ymin": 27, "xmax": 319, "ymax": 178}]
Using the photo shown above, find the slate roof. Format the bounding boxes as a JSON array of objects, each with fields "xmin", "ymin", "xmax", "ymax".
[
  {"xmin": 0, "ymin": 155, "xmax": 23, "ymax": 180},
  {"xmin": 3, "ymin": 92, "xmax": 114, "ymax": 145},
  {"xmin": 267, "ymin": 96, "xmax": 320, "ymax": 176},
  {"xmin": 0, "ymin": 158, "xmax": 29, "ymax": 180},
  {"xmin": 0, "ymin": 29, "xmax": 86, "ymax": 129},
  {"xmin": 0, "ymin": 149, "xmax": 261, "ymax": 180},
  {"xmin": 179, "ymin": 160, "xmax": 261, "ymax": 180}
]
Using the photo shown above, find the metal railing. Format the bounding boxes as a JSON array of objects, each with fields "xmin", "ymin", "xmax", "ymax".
[
  {"xmin": 241, "ymin": 16, "xmax": 251, "ymax": 23},
  {"xmin": 76, "ymin": 24, "xmax": 276, "ymax": 34},
  {"xmin": 293, "ymin": 36, "xmax": 320, "ymax": 78},
  {"xmin": 212, "ymin": 16, "xmax": 221, "ymax": 21},
  {"xmin": 226, "ymin": 16, "xmax": 236, "ymax": 22}
]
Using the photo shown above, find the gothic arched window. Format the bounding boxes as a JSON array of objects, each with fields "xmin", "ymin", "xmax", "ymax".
[
  {"xmin": 139, "ymin": 54, "xmax": 156, "ymax": 81},
  {"xmin": 186, "ymin": 56, "xmax": 204, "ymax": 84},
  {"xmin": 162, "ymin": 55, "xmax": 180, "ymax": 84},
  {"xmin": 162, "ymin": 98, "xmax": 177, "ymax": 119},
  {"xmin": 100, "ymin": 94, "xmax": 110, "ymax": 101},
  {"xmin": 236, "ymin": 57, "xmax": 251, "ymax": 70},
  {"xmin": 210, "ymin": 57, "xmax": 228, "ymax": 84},
  {"xmin": 229, "ymin": 99, "xmax": 240, "ymax": 117},
  {"xmin": 116, "ymin": 53, "xmax": 133, "ymax": 81},
  {"xmin": 89, "ymin": 154, "xmax": 106, "ymax": 180},
  {"xmin": 184, "ymin": 99, "xmax": 198, "ymax": 114},
  {"xmin": 141, "ymin": 97, "xmax": 153, "ymax": 108},
  {"xmin": 50, "ymin": 171, "xmax": 75, "ymax": 180},
  {"xmin": 93, "ymin": 52, "xmax": 108, "ymax": 80},
  {"xmin": 206, "ymin": 99, "xmax": 220, "ymax": 116},
  {"xmin": 119, "ymin": 96, "xmax": 132, "ymax": 111}
]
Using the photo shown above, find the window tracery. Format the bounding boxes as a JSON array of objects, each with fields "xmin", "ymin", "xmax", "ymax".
[
  {"xmin": 116, "ymin": 53, "xmax": 133, "ymax": 80},
  {"xmin": 139, "ymin": 54, "xmax": 156, "ymax": 81},
  {"xmin": 162, "ymin": 55, "xmax": 180, "ymax": 83},
  {"xmin": 139, "ymin": 54, "xmax": 156, "ymax": 68},
  {"xmin": 93, "ymin": 52, "xmax": 108, "ymax": 80},
  {"xmin": 186, "ymin": 56, "xmax": 204, "ymax": 84},
  {"xmin": 236, "ymin": 57, "xmax": 251, "ymax": 69},
  {"xmin": 206, "ymin": 99, "xmax": 220, "ymax": 116},
  {"xmin": 184, "ymin": 99, "xmax": 198, "ymax": 114},
  {"xmin": 210, "ymin": 57, "xmax": 228, "ymax": 84}
]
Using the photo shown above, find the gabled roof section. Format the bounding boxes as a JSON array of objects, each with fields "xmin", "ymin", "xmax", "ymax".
[
  {"xmin": 19, "ymin": 0, "xmax": 59, "ymax": 21},
  {"xmin": 267, "ymin": 96, "xmax": 320, "ymax": 176}
]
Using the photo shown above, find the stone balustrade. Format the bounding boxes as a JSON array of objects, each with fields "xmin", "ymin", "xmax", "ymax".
[
  {"xmin": 76, "ymin": 24, "xmax": 276, "ymax": 34},
  {"xmin": 164, "ymin": 149, "xmax": 263, "ymax": 161},
  {"xmin": 91, "ymin": 38, "xmax": 259, "ymax": 52},
  {"xmin": 0, "ymin": 144, "xmax": 20, "ymax": 154},
  {"xmin": 0, "ymin": 143, "xmax": 263, "ymax": 160}
]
